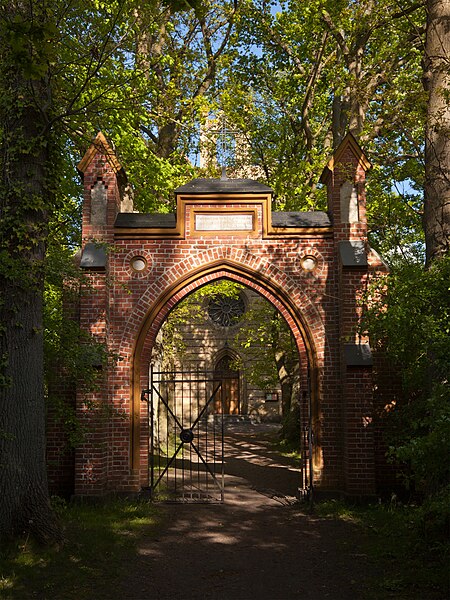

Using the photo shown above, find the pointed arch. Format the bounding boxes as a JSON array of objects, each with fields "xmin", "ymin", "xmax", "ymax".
[{"xmin": 128, "ymin": 259, "xmax": 322, "ymax": 479}]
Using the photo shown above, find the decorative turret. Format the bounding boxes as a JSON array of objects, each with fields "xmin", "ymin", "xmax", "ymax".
[
  {"xmin": 77, "ymin": 132, "xmax": 131, "ymax": 246},
  {"xmin": 320, "ymin": 132, "xmax": 372, "ymax": 242},
  {"xmin": 77, "ymin": 132, "xmax": 132, "ymax": 269}
]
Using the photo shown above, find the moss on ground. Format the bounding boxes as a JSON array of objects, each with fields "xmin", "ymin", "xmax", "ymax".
[{"xmin": 0, "ymin": 499, "xmax": 164, "ymax": 599}]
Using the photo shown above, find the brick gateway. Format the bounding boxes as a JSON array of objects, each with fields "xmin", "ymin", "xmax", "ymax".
[{"xmin": 48, "ymin": 132, "xmax": 391, "ymax": 499}]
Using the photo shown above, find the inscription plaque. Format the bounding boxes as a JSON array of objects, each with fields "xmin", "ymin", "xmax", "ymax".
[
  {"xmin": 195, "ymin": 213, "xmax": 253, "ymax": 231},
  {"xmin": 91, "ymin": 180, "xmax": 107, "ymax": 225}
]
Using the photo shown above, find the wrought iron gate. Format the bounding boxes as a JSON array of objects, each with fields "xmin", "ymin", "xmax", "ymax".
[
  {"xmin": 142, "ymin": 367, "xmax": 226, "ymax": 502},
  {"xmin": 299, "ymin": 364, "xmax": 313, "ymax": 501}
]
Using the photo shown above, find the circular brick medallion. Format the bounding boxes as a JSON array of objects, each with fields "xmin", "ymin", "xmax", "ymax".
[{"xmin": 124, "ymin": 251, "xmax": 153, "ymax": 278}]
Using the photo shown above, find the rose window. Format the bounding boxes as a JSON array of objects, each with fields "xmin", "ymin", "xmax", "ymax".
[{"xmin": 208, "ymin": 294, "xmax": 245, "ymax": 327}]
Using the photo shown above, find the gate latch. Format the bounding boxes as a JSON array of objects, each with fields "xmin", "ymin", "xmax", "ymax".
[
  {"xmin": 141, "ymin": 389, "xmax": 151, "ymax": 402},
  {"xmin": 179, "ymin": 428, "xmax": 194, "ymax": 444}
]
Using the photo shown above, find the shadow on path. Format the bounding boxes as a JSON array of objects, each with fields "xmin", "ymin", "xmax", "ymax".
[
  {"xmin": 120, "ymin": 423, "xmax": 376, "ymax": 600},
  {"xmin": 223, "ymin": 423, "xmax": 301, "ymax": 500}
]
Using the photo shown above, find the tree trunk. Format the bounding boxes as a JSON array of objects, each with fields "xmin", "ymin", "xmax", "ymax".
[
  {"xmin": 270, "ymin": 309, "xmax": 301, "ymax": 446},
  {"xmin": 0, "ymin": 3, "xmax": 62, "ymax": 543},
  {"xmin": 423, "ymin": 0, "xmax": 450, "ymax": 264},
  {"xmin": 0, "ymin": 275, "xmax": 61, "ymax": 543},
  {"xmin": 157, "ymin": 120, "xmax": 182, "ymax": 159}
]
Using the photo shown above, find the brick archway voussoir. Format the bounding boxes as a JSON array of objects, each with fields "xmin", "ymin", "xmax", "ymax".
[{"xmin": 119, "ymin": 248, "xmax": 325, "ymax": 361}]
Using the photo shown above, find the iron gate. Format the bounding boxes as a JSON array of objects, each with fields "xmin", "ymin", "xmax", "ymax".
[
  {"xmin": 142, "ymin": 367, "xmax": 226, "ymax": 502},
  {"xmin": 142, "ymin": 367, "xmax": 313, "ymax": 503}
]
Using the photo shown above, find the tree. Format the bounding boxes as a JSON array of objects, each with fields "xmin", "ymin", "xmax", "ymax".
[
  {"xmin": 0, "ymin": 0, "xmax": 223, "ymax": 543},
  {"xmin": 423, "ymin": 0, "xmax": 450, "ymax": 264},
  {"xmin": 360, "ymin": 0, "xmax": 449, "ymax": 516},
  {"xmin": 68, "ymin": 0, "xmax": 239, "ymax": 212},
  {"xmin": 232, "ymin": 297, "xmax": 301, "ymax": 446},
  {"xmin": 221, "ymin": 0, "xmax": 426, "ymax": 259},
  {"xmin": 364, "ymin": 257, "xmax": 450, "ymax": 495},
  {"xmin": 135, "ymin": 0, "xmax": 237, "ymax": 160},
  {"xmin": 0, "ymin": 0, "xmax": 63, "ymax": 543}
]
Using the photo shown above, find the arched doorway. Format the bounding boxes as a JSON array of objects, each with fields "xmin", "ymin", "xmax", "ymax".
[
  {"xmin": 214, "ymin": 354, "xmax": 240, "ymax": 415},
  {"xmin": 135, "ymin": 264, "xmax": 318, "ymax": 501},
  {"xmin": 70, "ymin": 134, "xmax": 383, "ymax": 500}
]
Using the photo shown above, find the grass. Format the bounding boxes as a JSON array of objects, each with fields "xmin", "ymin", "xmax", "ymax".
[
  {"xmin": 1, "ymin": 494, "xmax": 448, "ymax": 599},
  {"xmin": 0, "ymin": 498, "xmax": 164, "ymax": 600},
  {"xmin": 267, "ymin": 433, "xmax": 302, "ymax": 463},
  {"xmin": 313, "ymin": 499, "xmax": 449, "ymax": 599}
]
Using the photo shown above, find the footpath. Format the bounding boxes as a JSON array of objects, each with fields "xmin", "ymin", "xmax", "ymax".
[{"xmin": 119, "ymin": 424, "xmax": 377, "ymax": 600}]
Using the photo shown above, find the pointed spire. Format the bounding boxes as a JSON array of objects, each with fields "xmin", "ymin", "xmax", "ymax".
[
  {"xmin": 77, "ymin": 132, "xmax": 122, "ymax": 175},
  {"xmin": 320, "ymin": 132, "xmax": 371, "ymax": 183}
]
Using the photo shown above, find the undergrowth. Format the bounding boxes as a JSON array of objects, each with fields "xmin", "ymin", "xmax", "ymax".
[
  {"xmin": 314, "ymin": 497, "xmax": 449, "ymax": 599},
  {"xmin": 0, "ymin": 498, "xmax": 163, "ymax": 600},
  {"xmin": 1, "ymin": 494, "xmax": 447, "ymax": 599}
]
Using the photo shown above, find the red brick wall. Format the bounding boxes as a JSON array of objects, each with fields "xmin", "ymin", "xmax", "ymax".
[
  {"xmin": 47, "ymin": 134, "xmax": 394, "ymax": 499},
  {"xmin": 343, "ymin": 366, "xmax": 375, "ymax": 496}
]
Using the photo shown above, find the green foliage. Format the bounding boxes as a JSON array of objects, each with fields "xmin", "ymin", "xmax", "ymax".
[
  {"xmin": 415, "ymin": 485, "xmax": 450, "ymax": 549},
  {"xmin": 232, "ymin": 298, "xmax": 288, "ymax": 390},
  {"xmin": 278, "ymin": 402, "xmax": 301, "ymax": 451},
  {"xmin": 232, "ymin": 297, "xmax": 298, "ymax": 395},
  {"xmin": 55, "ymin": 0, "xmax": 236, "ymax": 210},
  {"xmin": 0, "ymin": 500, "xmax": 163, "ymax": 599},
  {"xmin": 364, "ymin": 255, "xmax": 450, "ymax": 495},
  {"xmin": 314, "ymin": 499, "xmax": 449, "ymax": 598},
  {"xmin": 389, "ymin": 384, "xmax": 450, "ymax": 495},
  {"xmin": 232, "ymin": 294, "xmax": 301, "ymax": 443},
  {"xmin": 366, "ymin": 257, "xmax": 450, "ymax": 391},
  {"xmin": 1, "ymin": 11, "xmax": 58, "ymax": 79},
  {"xmin": 366, "ymin": 166, "xmax": 425, "ymax": 265},
  {"xmin": 221, "ymin": 0, "xmax": 426, "ymax": 248},
  {"xmin": 43, "ymin": 202, "xmax": 115, "ymax": 446},
  {"xmin": 157, "ymin": 280, "xmax": 244, "ymax": 367}
]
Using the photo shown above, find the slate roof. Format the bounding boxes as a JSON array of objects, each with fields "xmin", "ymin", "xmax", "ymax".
[
  {"xmin": 115, "ymin": 210, "xmax": 330, "ymax": 229},
  {"xmin": 80, "ymin": 243, "xmax": 107, "ymax": 269},
  {"xmin": 115, "ymin": 213, "xmax": 177, "ymax": 228},
  {"xmin": 344, "ymin": 343, "xmax": 373, "ymax": 366},
  {"xmin": 339, "ymin": 241, "xmax": 368, "ymax": 267},
  {"xmin": 174, "ymin": 178, "xmax": 273, "ymax": 195},
  {"xmin": 272, "ymin": 211, "xmax": 330, "ymax": 228}
]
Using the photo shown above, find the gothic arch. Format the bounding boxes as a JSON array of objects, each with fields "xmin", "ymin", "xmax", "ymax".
[
  {"xmin": 118, "ymin": 247, "xmax": 327, "ymax": 360},
  {"xmin": 64, "ymin": 132, "xmax": 383, "ymax": 499},
  {"xmin": 128, "ymin": 259, "xmax": 322, "ymax": 479},
  {"xmin": 212, "ymin": 345, "xmax": 241, "ymax": 369}
]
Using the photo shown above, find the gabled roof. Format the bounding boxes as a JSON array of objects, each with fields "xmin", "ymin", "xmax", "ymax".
[
  {"xmin": 77, "ymin": 132, "xmax": 123, "ymax": 174},
  {"xmin": 175, "ymin": 178, "xmax": 273, "ymax": 195},
  {"xmin": 79, "ymin": 243, "xmax": 107, "ymax": 269},
  {"xmin": 320, "ymin": 133, "xmax": 372, "ymax": 183}
]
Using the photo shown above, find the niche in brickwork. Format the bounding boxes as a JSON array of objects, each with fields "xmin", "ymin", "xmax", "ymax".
[
  {"xmin": 340, "ymin": 180, "xmax": 359, "ymax": 223},
  {"xmin": 90, "ymin": 179, "xmax": 107, "ymax": 225}
]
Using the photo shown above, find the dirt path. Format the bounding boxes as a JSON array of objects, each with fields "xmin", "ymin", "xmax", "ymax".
[{"xmin": 120, "ymin": 424, "xmax": 376, "ymax": 600}]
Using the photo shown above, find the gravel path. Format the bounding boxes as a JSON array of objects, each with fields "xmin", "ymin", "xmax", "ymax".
[{"xmin": 120, "ymin": 424, "xmax": 376, "ymax": 600}]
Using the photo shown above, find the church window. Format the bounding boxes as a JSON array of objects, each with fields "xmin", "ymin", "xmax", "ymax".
[{"xmin": 208, "ymin": 294, "xmax": 245, "ymax": 327}]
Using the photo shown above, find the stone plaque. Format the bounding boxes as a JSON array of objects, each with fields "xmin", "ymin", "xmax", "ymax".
[
  {"xmin": 91, "ymin": 180, "xmax": 107, "ymax": 225},
  {"xmin": 340, "ymin": 180, "xmax": 359, "ymax": 223},
  {"xmin": 195, "ymin": 213, "xmax": 253, "ymax": 231}
]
